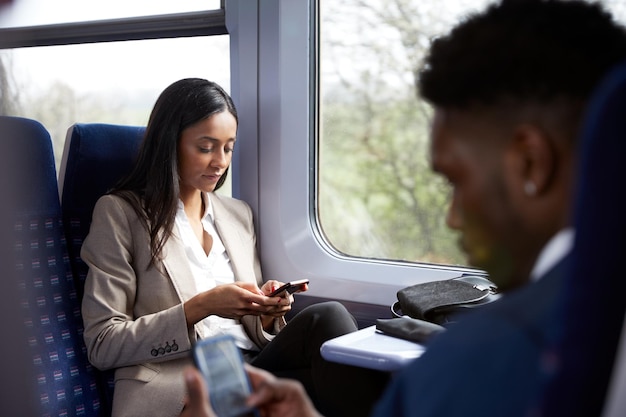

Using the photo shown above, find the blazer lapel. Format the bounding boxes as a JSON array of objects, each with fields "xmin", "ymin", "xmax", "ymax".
[
  {"xmin": 210, "ymin": 194, "xmax": 256, "ymax": 284},
  {"xmin": 161, "ymin": 231, "xmax": 199, "ymax": 303},
  {"xmin": 161, "ymin": 231, "xmax": 207, "ymax": 339}
]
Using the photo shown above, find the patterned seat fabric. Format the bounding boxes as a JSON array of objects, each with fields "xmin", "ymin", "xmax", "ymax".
[
  {"xmin": 0, "ymin": 116, "xmax": 104, "ymax": 417},
  {"xmin": 59, "ymin": 123, "xmax": 145, "ymax": 300},
  {"xmin": 58, "ymin": 123, "xmax": 145, "ymax": 414}
]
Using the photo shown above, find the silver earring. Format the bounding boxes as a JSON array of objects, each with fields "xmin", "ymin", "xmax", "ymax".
[{"xmin": 524, "ymin": 181, "xmax": 537, "ymax": 196}]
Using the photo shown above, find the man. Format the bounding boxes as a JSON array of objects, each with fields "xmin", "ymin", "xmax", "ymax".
[
  {"xmin": 182, "ymin": 0, "xmax": 626, "ymax": 416},
  {"xmin": 371, "ymin": 0, "xmax": 626, "ymax": 415}
]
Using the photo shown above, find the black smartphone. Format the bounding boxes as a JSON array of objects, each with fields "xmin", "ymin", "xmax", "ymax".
[
  {"xmin": 192, "ymin": 335, "xmax": 258, "ymax": 417},
  {"xmin": 268, "ymin": 279, "xmax": 310, "ymax": 297}
]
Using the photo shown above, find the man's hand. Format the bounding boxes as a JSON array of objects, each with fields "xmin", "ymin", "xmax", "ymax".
[
  {"xmin": 246, "ymin": 365, "xmax": 324, "ymax": 417},
  {"xmin": 181, "ymin": 367, "xmax": 216, "ymax": 417}
]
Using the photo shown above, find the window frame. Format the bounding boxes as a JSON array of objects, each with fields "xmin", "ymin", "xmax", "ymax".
[
  {"xmin": 227, "ymin": 0, "xmax": 480, "ymax": 308},
  {"xmin": 0, "ymin": 9, "xmax": 226, "ymax": 49}
]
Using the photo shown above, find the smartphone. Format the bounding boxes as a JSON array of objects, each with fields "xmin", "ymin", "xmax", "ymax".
[
  {"xmin": 268, "ymin": 279, "xmax": 310, "ymax": 297},
  {"xmin": 192, "ymin": 335, "xmax": 258, "ymax": 417}
]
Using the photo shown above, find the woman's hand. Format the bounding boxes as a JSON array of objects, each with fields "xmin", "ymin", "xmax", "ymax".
[
  {"xmin": 183, "ymin": 282, "xmax": 290, "ymax": 328},
  {"xmin": 259, "ymin": 280, "xmax": 310, "ymax": 331},
  {"xmin": 261, "ymin": 280, "xmax": 296, "ymax": 317}
]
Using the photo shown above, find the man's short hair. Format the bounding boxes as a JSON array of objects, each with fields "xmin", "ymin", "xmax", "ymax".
[{"xmin": 418, "ymin": 0, "xmax": 626, "ymax": 109}]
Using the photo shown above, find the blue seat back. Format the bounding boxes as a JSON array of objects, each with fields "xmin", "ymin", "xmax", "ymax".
[
  {"xmin": 59, "ymin": 123, "xmax": 145, "ymax": 297},
  {"xmin": 0, "ymin": 116, "xmax": 104, "ymax": 417},
  {"xmin": 58, "ymin": 122, "xmax": 145, "ymax": 414},
  {"xmin": 539, "ymin": 62, "xmax": 626, "ymax": 415}
]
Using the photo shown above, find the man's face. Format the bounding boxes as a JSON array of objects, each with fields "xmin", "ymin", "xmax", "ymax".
[{"xmin": 430, "ymin": 109, "xmax": 524, "ymax": 289}]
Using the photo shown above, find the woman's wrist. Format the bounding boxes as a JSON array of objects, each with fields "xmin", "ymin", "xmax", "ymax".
[{"xmin": 184, "ymin": 293, "xmax": 209, "ymax": 328}]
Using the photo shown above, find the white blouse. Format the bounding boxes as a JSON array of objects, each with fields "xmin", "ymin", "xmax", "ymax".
[{"xmin": 174, "ymin": 192, "xmax": 258, "ymax": 351}]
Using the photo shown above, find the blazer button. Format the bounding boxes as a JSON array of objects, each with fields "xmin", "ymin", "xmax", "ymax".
[
  {"xmin": 151, "ymin": 348, "xmax": 158, "ymax": 357},
  {"xmin": 165, "ymin": 342, "xmax": 172, "ymax": 353},
  {"xmin": 158, "ymin": 346, "xmax": 165, "ymax": 355},
  {"xmin": 172, "ymin": 340, "xmax": 179, "ymax": 352}
]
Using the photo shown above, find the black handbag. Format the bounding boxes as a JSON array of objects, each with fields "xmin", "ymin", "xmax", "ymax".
[{"xmin": 391, "ymin": 275, "xmax": 499, "ymax": 325}]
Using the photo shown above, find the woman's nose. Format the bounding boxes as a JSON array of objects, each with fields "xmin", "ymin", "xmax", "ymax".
[{"xmin": 211, "ymin": 149, "xmax": 229, "ymax": 168}]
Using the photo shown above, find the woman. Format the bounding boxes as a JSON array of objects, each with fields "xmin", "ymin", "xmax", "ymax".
[{"xmin": 81, "ymin": 78, "xmax": 387, "ymax": 417}]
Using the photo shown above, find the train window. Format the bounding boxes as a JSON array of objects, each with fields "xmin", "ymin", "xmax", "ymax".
[
  {"xmin": 0, "ymin": 0, "xmax": 231, "ymax": 193},
  {"xmin": 316, "ymin": 0, "xmax": 490, "ymax": 266},
  {"xmin": 0, "ymin": 0, "xmax": 222, "ymax": 27},
  {"xmin": 316, "ymin": 0, "xmax": 626, "ymax": 267},
  {"xmin": 0, "ymin": 36, "xmax": 230, "ymax": 176}
]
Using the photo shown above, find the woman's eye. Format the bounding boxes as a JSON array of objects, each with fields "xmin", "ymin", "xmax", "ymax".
[{"xmin": 198, "ymin": 146, "xmax": 234, "ymax": 154}]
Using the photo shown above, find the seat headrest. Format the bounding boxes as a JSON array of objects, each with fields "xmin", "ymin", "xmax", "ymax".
[
  {"xmin": 0, "ymin": 116, "xmax": 59, "ymax": 214},
  {"xmin": 59, "ymin": 122, "xmax": 145, "ymax": 221}
]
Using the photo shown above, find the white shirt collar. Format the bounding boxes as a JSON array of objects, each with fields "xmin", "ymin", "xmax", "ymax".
[
  {"xmin": 530, "ymin": 227, "xmax": 575, "ymax": 282},
  {"xmin": 201, "ymin": 191, "xmax": 214, "ymax": 222},
  {"xmin": 176, "ymin": 192, "xmax": 214, "ymax": 221}
]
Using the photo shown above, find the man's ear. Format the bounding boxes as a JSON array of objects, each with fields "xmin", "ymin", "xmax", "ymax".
[{"xmin": 506, "ymin": 123, "xmax": 557, "ymax": 197}]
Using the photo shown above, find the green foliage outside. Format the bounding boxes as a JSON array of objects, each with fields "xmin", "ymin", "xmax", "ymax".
[
  {"xmin": 317, "ymin": 0, "xmax": 467, "ymax": 266},
  {"xmin": 0, "ymin": 51, "xmax": 150, "ymax": 172},
  {"xmin": 316, "ymin": 0, "xmax": 626, "ymax": 268},
  {"xmin": 318, "ymin": 82, "xmax": 465, "ymax": 265}
]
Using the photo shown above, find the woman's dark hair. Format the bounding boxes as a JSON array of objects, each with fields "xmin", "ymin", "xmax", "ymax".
[{"xmin": 112, "ymin": 78, "xmax": 238, "ymax": 267}]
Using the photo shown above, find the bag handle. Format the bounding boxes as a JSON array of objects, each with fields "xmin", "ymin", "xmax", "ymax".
[{"xmin": 391, "ymin": 301, "xmax": 404, "ymax": 318}]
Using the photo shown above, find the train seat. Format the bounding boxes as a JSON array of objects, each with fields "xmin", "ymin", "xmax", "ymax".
[
  {"xmin": 58, "ymin": 123, "xmax": 145, "ymax": 297},
  {"xmin": 538, "ymin": 61, "xmax": 626, "ymax": 415},
  {"xmin": 0, "ymin": 116, "xmax": 104, "ymax": 416},
  {"xmin": 58, "ymin": 122, "xmax": 145, "ymax": 415}
]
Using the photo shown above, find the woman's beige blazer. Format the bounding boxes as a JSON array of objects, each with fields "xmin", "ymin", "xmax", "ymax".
[{"xmin": 81, "ymin": 193, "xmax": 281, "ymax": 417}]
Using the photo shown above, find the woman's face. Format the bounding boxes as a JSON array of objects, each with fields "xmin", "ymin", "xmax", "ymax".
[{"xmin": 177, "ymin": 110, "xmax": 237, "ymax": 196}]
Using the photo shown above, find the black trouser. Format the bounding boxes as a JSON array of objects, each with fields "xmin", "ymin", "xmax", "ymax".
[{"xmin": 249, "ymin": 301, "xmax": 390, "ymax": 417}]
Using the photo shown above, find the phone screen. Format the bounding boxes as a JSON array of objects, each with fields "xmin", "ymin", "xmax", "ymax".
[{"xmin": 193, "ymin": 335, "xmax": 257, "ymax": 417}]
